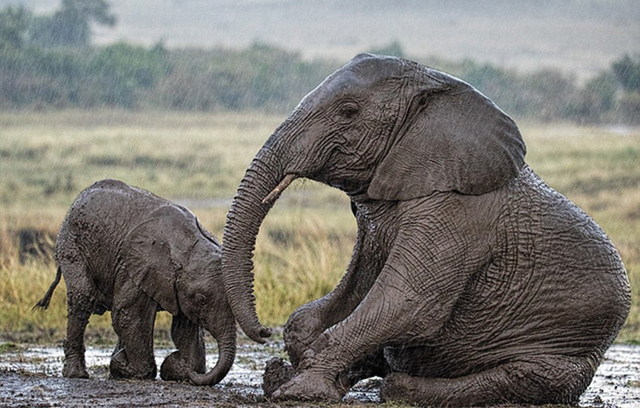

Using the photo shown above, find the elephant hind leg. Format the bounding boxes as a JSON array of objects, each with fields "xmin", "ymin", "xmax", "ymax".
[
  {"xmin": 61, "ymin": 260, "xmax": 93, "ymax": 379},
  {"xmin": 63, "ymin": 302, "xmax": 91, "ymax": 378},
  {"xmin": 380, "ymin": 354, "xmax": 596, "ymax": 407}
]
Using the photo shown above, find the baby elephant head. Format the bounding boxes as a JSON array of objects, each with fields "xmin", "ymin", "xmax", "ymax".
[{"xmin": 124, "ymin": 205, "xmax": 236, "ymax": 385}]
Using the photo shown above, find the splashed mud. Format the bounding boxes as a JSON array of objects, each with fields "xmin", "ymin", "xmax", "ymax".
[{"xmin": 0, "ymin": 341, "xmax": 638, "ymax": 407}]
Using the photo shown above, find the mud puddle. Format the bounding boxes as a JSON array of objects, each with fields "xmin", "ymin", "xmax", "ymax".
[{"xmin": 0, "ymin": 341, "xmax": 638, "ymax": 407}]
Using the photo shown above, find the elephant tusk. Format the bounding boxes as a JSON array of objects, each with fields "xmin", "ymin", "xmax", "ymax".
[{"xmin": 262, "ymin": 174, "xmax": 297, "ymax": 205}]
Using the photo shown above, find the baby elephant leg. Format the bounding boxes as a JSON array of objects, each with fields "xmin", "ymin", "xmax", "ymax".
[
  {"xmin": 62, "ymin": 294, "xmax": 92, "ymax": 378},
  {"xmin": 381, "ymin": 354, "xmax": 596, "ymax": 407},
  {"xmin": 110, "ymin": 278, "xmax": 158, "ymax": 380},
  {"xmin": 61, "ymin": 260, "xmax": 93, "ymax": 379},
  {"xmin": 160, "ymin": 314, "xmax": 206, "ymax": 381}
]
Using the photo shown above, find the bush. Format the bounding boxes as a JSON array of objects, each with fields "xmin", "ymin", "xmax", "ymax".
[
  {"xmin": 612, "ymin": 54, "xmax": 640, "ymax": 93},
  {"xmin": 87, "ymin": 42, "xmax": 169, "ymax": 108},
  {"xmin": 153, "ymin": 43, "xmax": 336, "ymax": 112},
  {"xmin": 0, "ymin": 22, "xmax": 639, "ymax": 124},
  {"xmin": 617, "ymin": 92, "xmax": 640, "ymax": 124}
]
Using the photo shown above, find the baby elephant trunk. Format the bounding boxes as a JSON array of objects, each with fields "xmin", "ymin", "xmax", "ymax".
[{"xmin": 188, "ymin": 317, "xmax": 237, "ymax": 386}]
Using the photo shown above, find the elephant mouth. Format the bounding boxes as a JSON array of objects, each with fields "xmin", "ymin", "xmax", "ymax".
[{"xmin": 261, "ymin": 173, "xmax": 297, "ymax": 205}]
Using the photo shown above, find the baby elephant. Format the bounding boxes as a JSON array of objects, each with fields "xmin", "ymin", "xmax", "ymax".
[{"xmin": 35, "ymin": 179, "xmax": 236, "ymax": 385}]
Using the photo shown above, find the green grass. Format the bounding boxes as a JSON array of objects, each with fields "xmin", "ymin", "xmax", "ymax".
[{"xmin": 0, "ymin": 111, "xmax": 638, "ymax": 345}]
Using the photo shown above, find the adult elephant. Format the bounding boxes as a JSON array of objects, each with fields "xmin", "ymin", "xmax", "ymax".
[
  {"xmin": 221, "ymin": 54, "xmax": 631, "ymax": 406},
  {"xmin": 36, "ymin": 179, "xmax": 235, "ymax": 386}
]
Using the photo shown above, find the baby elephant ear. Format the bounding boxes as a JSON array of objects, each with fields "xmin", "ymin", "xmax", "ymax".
[
  {"xmin": 368, "ymin": 75, "xmax": 526, "ymax": 201},
  {"xmin": 123, "ymin": 205, "xmax": 198, "ymax": 316}
]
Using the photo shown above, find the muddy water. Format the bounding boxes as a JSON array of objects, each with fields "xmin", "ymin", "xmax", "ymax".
[{"xmin": 1, "ymin": 341, "xmax": 638, "ymax": 407}]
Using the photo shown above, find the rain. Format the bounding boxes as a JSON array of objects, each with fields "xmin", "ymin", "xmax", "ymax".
[{"xmin": 0, "ymin": 1, "xmax": 639, "ymax": 407}]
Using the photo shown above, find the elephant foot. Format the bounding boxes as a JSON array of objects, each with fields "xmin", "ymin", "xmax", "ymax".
[
  {"xmin": 160, "ymin": 351, "xmax": 192, "ymax": 382},
  {"xmin": 263, "ymin": 357, "xmax": 296, "ymax": 398},
  {"xmin": 272, "ymin": 370, "xmax": 345, "ymax": 402},
  {"xmin": 380, "ymin": 372, "xmax": 423, "ymax": 404},
  {"xmin": 109, "ymin": 348, "xmax": 156, "ymax": 380},
  {"xmin": 109, "ymin": 348, "xmax": 129, "ymax": 379},
  {"xmin": 62, "ymin": 361, "xmax": 89, "ymax": 379}
]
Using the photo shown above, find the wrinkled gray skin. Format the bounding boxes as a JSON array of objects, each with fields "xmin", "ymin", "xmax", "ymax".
[
  {"xmin": 222, "ymin": 54, "xmax": 631, "ymax": 406},
  {"xmin": 35, "ymin": 179, "xmax": 236, "ymax": 386}
]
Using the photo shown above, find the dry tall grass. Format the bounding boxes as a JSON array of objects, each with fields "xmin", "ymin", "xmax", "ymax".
[{"xmin": 0, "ymin": 111, "xmax": 638, "ymax": 344}]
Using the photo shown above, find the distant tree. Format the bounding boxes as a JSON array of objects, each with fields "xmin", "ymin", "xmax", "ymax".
[
  {"xmin": 617, "ymin": 92, "xmax": 640, "ymax": 124},
  {"xmin": 0, "ymin": 6, "xmax": 30, "ymax": 51},
  {"xmin": 587, "ymin": 71, "xmax": 618, "ymax": 111},
  {"xmin": 89, "ymin": 42, "xmax": 170, "ymax": 107},
  {"xmin": 612, "ymin": 54, "xmax": 640, "ymax": 93},
  {"xmin": 566, "ymin": 71, "xmax": 618, "ymax": 122},
  {"xmin": 611, "ymin": 54, "xmax": 640, "ymax": 123},
  {"xmin": 29, "ymin": 0, "xmax": 116, "ymax": 48},
  {"xmin": 519, "ymin": 69, "xmax": 578, "ymax": 120}
]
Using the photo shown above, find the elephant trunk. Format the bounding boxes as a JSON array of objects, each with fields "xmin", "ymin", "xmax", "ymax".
[
  {"xmin": 188, "ymin": 317, "xmax": 237, "ymax": 386},
  {"xmin": 222, "ymin": 139, "xmax": 290, "ymax": 344}
]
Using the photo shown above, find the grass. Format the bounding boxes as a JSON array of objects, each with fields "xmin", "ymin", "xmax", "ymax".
[{"xmin": 0, "ymin": 111, "xmax": 638, "ymax": 345}]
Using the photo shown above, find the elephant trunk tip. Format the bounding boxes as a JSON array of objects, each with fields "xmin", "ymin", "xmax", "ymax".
[
  {"xmin": 188, "ymin": 369, "xmax": 225, "ymax": 386},
  {"xmin": 187, "ymin": 343, "xmax": 237, "ymax": 386},
  {"xmin": 247, "ymin": 325, "xmax": 272, "ymax": 344},
  {"xmin": 261, "ymin": 173, "xmax": 297, "ymax": 205},
  {"xmin": 188, "ymin": 323, "xmax": 237, "ymax": 386}
]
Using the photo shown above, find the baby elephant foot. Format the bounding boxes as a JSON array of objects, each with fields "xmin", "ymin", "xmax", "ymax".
[
  {"xmin": 62, "ymin": 361, "xmax": 89, "ymax": 379},
  {"xmin": 263, "ymin": 357, "xmax": 296, "ymax": 398},
  {"xmin": 160, "ymin": 352, "xmax": 191, "ymax": 382},
  {"xmin": 109, "ymin": 348, "xmax": 156, "ymax": 380},
  {"xmin": 109, "ymin": 348, "xmax": 131, "ymax": 379},
  {"xmin": 272, "ymin": 371, "xmax": 345, "ymax": 402}
]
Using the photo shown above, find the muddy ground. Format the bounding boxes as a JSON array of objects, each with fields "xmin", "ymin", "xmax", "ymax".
[{"xmin": 0, "ymin": 338, "xmax": 638, "ymax": 408}]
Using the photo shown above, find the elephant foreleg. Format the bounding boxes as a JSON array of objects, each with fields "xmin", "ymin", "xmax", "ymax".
[
  {"xmin": 273, "ymin": 277, "xmax": 415, "ymax": 401},
  {"xmin": 284, "ymin": 204, "xmax": 393, "ymax": 366},
  {"xmin": 160, "ymin": 314, "xmax": 205, "ymax": 381},
  {"xmin": 380, "ymin": 354, "xmax": 597, "ymax": 406},
  {"xmin": 274, "ymin": 221, "xmax": 479, "ymax": 401},
  {"xmin": 110, "ymin": 277, "xmax": 158, "ymax": 380}
]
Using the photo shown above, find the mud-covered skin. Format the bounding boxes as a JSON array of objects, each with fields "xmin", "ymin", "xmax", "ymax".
[
  {"xmin": 35, "ymin": 179, "xmax": 236, "ymax": 385},
  {"xmin": 262, "ymin": 358, "xmax": 295, "ymax": 398},
  {"xmin": 3, "ymin": 343, "xmax": 640, "ymax": 408},
  {"xmin": 223, "ymin": 54, "xmax": 631, "ymax": 406}
]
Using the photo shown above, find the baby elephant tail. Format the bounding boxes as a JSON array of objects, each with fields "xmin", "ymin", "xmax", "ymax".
[{"xmin": 33, "ymin": 266, "xmax": 62, "ymax": 310}]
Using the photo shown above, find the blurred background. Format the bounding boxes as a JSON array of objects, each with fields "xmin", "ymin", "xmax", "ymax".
[{"xmin": 0, "ymin": 0, "xmax": 638, "ymax": 345}]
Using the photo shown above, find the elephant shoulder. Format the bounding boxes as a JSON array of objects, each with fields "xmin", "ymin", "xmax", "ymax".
[{"xmin": 503, "ymin": 165, "xmax": 578, "ymax": 217}]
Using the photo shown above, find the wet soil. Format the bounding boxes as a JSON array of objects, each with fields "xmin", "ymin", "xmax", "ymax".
[{"xmin": 0, "ymin": 340, "xmax": 638, "ymax": 408}]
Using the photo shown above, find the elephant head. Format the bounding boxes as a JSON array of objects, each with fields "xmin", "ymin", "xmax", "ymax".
[
  {"xmin": 124, "ymin": 205, "xmax": 236, "ymax": 385},
  {"xmin": 221, "ymin": 54, "xmax": 526, "ymax": 343}
]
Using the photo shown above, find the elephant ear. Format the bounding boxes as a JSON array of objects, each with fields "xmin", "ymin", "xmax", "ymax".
[
  {"xmin": 123, "ymin": 205, "xmax": 199, "ymax": 316},
  {"xmin": 368, "ymin": 72, "xmax": 526, "ymax": 200}
]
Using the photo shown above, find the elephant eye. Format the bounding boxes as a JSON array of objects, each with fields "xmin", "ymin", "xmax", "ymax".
[
  {"xmin": 195, "ymin": 293, "xmax": 207, "ymax": 306},
  {"xmin": 338, "ymin": 104, "xmax": 360, "ymax": 120}
]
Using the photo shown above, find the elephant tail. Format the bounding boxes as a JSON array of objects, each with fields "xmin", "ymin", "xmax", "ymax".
[{"xmin": 33, "ymin": 266, "xmax": 62, "ymax": 310}]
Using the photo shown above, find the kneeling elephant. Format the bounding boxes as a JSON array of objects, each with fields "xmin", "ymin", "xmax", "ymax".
[{"xmin": 221, "ymin": 54, "xmax": 631, "ymax": 406}]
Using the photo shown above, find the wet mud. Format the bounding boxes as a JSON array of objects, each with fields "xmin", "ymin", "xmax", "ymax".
[{"xmin": 0, "ymin": 341, "xmax": 638, "ymax": 407}]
